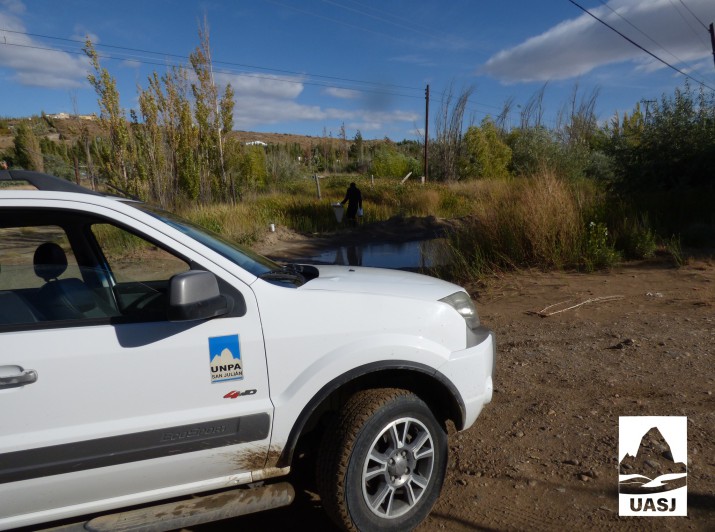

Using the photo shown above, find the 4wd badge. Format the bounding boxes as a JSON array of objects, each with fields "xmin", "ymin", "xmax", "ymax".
[{"xmin": 208, "ymin": 335, "xmax": 243, "ymax": 383}]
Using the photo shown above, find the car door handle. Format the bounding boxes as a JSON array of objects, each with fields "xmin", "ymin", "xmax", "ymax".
[{"xmin": 0, "ymin": 369, "xmax": 38, "ymax": 389}]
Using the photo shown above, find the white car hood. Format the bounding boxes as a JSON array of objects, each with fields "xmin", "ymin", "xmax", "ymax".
[{"xmin": 300, "ymin": 265, "xmax": 464, "ymax": 301}]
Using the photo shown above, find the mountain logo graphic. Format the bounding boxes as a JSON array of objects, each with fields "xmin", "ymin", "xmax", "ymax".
[
  {"xmin": 208, "ymin": 334, "xmax": 243, "ymax": 383},
  {"xmin": 618, "ymin": 416, "xmax": 687, "ymax": 516}
]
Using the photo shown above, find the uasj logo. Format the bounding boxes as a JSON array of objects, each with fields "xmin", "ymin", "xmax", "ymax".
[
  {"xmin": 619, "ymin": 416, "xmax": 687, "ymax": 516},
  {"xmin": 208, "ymin": 335, "xmax": 243, "ymax": 383}
]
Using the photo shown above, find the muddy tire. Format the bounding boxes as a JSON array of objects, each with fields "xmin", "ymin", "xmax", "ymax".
[{"xmin": 316, "ymin": 388, "xmax": 447, "ymax": 531}]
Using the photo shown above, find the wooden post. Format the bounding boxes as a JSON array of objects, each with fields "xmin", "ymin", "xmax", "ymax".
[{"xmin": 314, "ymin": 174, "xmax": 321, "ymax": 199}]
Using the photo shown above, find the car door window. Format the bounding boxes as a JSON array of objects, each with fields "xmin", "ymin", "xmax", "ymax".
[
  {"xmin": 0, "ymin": 216, "xmax": 194, "ymax": 328},
  {"xmin": 90, "ymin": 223, "xmax": 190, "ymax": 320},
  {"xmin": 0, "ymin": 225, "xmax": 76, "ymax": 290},
  {"xmin": 0, "ymin": 225, "xmax": 119, "ymax": 325}
]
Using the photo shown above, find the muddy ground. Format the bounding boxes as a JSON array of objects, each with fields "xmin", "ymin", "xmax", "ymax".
[{"xmin": 204, "ymin": 222, "xmax": 715, "ymax": 531}]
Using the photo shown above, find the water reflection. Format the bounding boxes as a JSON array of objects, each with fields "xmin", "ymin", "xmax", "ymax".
[{"xmin": 305, "ymin": 239, "xmax": 450, "ymax": 270}]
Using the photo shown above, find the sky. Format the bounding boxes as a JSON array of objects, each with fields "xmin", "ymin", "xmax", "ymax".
[{"xmin": 0, "ymin": 0, "xmax": 713, "ymax": 140}]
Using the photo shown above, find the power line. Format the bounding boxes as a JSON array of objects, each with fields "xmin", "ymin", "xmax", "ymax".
[
  {"xmin": 0, "ymin": 27, "xmax": 424, "ymax": 93},
  {"xmin": 0, "ymin": 26, "xmax": 522, "ymax": 123},
  {"xmin": 567, "ymin": 0, "xmax": 715, "ymax": 91},
  {"xmin": 678, "ymin": 0, "xmax": 709, "ymax": 31},
  {"xmin": 597, "ymin": 0, "xmax": 708, "ymax": 79},
  {"xmin": 668, "ymin": 0, "xmax": 711, "ymax": 49},
  {"xmin": 0, "ymin": 39, "xmax": 426, "ymax": 102},
  {"xmin": 263, "ymin": 0, "xmax": 413, "ymax": 45},
  {"xmin": 320, "ymin": 0, "xmax": 427, "ymax": 35},
  {"xmin": 334, "ymin": 0, "xmax": 435, "ymax": 35}
]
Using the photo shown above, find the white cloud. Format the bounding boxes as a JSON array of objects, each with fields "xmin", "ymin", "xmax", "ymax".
[
  {"xmin": 323, "ymin": 87, "xmax": 361, "ymax": 99},
  {"xmin": 1, "ymin": 0, "xmax": 25, "ymax": 15},
  {"xmin": 0, "ymin": 1, "xmax": 90, "ymax": 88},
  {"xmin": 220, "ymin": 72, "xmax": 419, "ymax": 131},
  {"xmin": 347, "ymin": 121, "xmax": 382, "ymax": 132},
  {"xmin": 215, "ymin": 72, "xmax": 304, "ymax": 99},
  {"xmin": 483, "ymin": 0, "xmax": 714, "ymax": 83}
]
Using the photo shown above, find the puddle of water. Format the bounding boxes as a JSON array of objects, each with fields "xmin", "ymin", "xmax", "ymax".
[{"xmin": 302, "ymin": 239, "xmax": 451, "ymax": 270}]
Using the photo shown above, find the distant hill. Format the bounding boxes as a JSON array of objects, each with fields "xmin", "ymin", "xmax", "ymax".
[{"xmin": 0, "ymin": 115, "xmax": 383, "ymax": 152}]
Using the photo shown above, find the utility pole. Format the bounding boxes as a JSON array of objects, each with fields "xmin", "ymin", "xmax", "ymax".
[
  {"xmin": 641, "ymin": 99, "xmax": 656, "ymax": 123},
  {"xmin": 424, "ymin": 84, "xmax": 429, "ymax": 183},
  {"xmin": 710, "ymin": 23, "xmax": 715, "ymax": 70}
]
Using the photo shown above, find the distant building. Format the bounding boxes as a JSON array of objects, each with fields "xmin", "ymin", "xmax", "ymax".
[
  {"xmin": 47, "ymin": 113, "xmax": 97, "ymax": 121},
  {"xmin": 245, "ymin": 140, "xmax": 267, "ymax": 146}
]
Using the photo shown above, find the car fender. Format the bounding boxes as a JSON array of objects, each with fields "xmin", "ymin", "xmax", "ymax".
[{"xmin": 267, "ymin": 334, "xmax": 464, "ymax": 464}]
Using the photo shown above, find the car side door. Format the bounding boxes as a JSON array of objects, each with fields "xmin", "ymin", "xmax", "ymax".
[{"xmin": 0, "ymin": 205, "xmax": 272, "ymax": 526}]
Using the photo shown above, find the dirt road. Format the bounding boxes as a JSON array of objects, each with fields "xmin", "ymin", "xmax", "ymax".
[
  {"xmin": 419, "ymin": 258, "xmax": 714, "ymax": 531},
  {"xmin": 207, "ymin": 232, "xmax": 715, "ymax": 530}
]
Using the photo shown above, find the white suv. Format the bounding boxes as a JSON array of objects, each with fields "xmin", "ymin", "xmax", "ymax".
[{"xmin": 0, "ymin": 170, "xmax": 495, "ymax": 531}]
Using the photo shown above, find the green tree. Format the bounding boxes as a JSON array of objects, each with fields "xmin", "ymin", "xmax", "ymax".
[
  {"xmin": 137, "ymin": 85, "xmax": 168, "ymax": 205},
  {"xmin": 459, "ymin": 118, "xmax": 512, "ymax": 179},
  {"xmin": 40, "ymin": 136, "xmax": 72, "ymax": 178},
  {"xmin": 349, "ymin": 130, "xmax": 365, "ymax": 171},
  {"xmin": 189, "ymin": 19, "xmax": 233, "ymax": 202},
  {"xmin": 371, "ymin": 143, "xmax": 420, "ymax": 178},
  {"xmin": 240, "ymin": 145, "xmax": 267, "ymax": 190},
  {"xmin": 84, "ymin": 39, "xmax": 134, "ymax": 194},
  {"xmin": 612, "ymin": 83, "xmax": 714, "ymax": 191},
  {"xmin": 13, "ymin": 122, "xmax": 44, "ymax": 172}
]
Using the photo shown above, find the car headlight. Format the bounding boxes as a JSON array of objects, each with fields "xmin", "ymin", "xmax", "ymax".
[{"xmin": 440, "ymin": 291, "xmax": 480, "ymax": 330}]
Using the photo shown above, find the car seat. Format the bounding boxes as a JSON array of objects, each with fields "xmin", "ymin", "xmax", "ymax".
[{"xmin": 34, "ymin": 242, "xmax": 102, "ymax": 320}]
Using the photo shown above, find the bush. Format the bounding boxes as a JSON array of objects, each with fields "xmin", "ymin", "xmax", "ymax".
[
  {"xmin": 613, "ymin": 217, "xmax": 657, "ymax": 260},
  {"xmin": 582, "ymin": 221, "xmax": 620, "ymax": 271}
]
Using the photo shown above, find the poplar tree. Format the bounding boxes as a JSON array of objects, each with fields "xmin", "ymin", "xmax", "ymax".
[
  {"xmin": 84, "ymin": 39, "xmax": 134, "ymax": 194},
  {"xmin": 189, "ymin": 19, "xmax": 233, "ymax": 202},
  {"xmin": 13, "ymin": 122, "xmax": 44, "ymax": 172},
  {"xmin": 137, "ymin": 85, "xmax": 167, "ymax": 205}
]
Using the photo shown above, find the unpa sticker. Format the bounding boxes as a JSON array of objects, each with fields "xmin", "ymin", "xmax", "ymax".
[{"xmin": 208, "ymin": 335, "xmax": 243, "ymax": 383}]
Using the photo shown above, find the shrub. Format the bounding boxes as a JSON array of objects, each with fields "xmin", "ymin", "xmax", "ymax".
[
  {"xmin": 582, "ymin": 221, "xmax": 620, "ymax": 271},
  {"xmin": 443, "ymin": 170, "xmax": 587, "ymax": 278}
]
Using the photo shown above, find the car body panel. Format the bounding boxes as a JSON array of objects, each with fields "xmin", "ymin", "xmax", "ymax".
[{"xmin": 0, "ymin": 184, "xmax": 495, "ymax": 530}]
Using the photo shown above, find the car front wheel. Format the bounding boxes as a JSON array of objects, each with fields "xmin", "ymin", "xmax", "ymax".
[{"xmin": 316, "ymin": 388, "xmax": 448, "ymax": 531}]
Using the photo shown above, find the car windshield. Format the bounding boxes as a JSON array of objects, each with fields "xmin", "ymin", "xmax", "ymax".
[{"xmin": 135, "ymin": 203, "xmax": 280, "ymax": 278}]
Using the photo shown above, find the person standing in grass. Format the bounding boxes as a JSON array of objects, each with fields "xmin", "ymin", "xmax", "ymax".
[{"xmin": 341, "ymin": 182, "xmax": 363, "ymax": 225}]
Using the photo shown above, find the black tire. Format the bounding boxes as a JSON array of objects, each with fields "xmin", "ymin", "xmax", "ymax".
[{"xmin": 316, "ymin": 388, "xmax": 447, "ymax": 531}]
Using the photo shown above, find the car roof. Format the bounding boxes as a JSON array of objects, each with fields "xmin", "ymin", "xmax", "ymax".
[{"xmin": 0, "ymin": 170, "xmax": 105, "ymax": 196}]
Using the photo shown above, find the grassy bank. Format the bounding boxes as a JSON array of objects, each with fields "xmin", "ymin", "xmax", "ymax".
[{"xmin": 175, "ymin": 172, "xmax": 683, "ymax": 280}]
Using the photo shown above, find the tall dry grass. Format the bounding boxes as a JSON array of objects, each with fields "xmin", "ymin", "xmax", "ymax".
[{"xmin": 442, "ymin": 171, "xmax": 608, "ymax": 280}]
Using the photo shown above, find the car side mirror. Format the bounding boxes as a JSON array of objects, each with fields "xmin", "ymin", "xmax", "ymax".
[{"xmin": 167, "ymin": 270, "xmax": 229, "ymax": 322}]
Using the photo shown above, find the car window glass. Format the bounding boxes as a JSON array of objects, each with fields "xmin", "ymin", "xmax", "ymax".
[
  {"xmin": 0, "ymin": 224, "xmax": 121, "ymax": 326},
  {"xmin": 90, "ymin": 223, "xmax": 190, "ymax": 320},
  {"xmin": 91, "ymin": 223, "xmax": 189, "ymax": 283},
  {"xmin": 0, "ymin": 226, "xmax": 77, "ymax": 290}
]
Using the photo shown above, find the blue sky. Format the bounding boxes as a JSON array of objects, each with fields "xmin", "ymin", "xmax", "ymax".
[{"xmin": 0, "ymin": 0, "xmax": 713, "ymax": 140}]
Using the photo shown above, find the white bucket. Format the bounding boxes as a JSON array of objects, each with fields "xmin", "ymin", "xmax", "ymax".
[{"xmin": 332, "ymin": 203, "xmax": 344, "ymax": 223}]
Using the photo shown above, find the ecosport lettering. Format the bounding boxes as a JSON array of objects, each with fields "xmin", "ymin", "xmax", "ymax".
[{"xmin": 160, "ymin": 425, "xmax": 227, "ymax": 442}]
